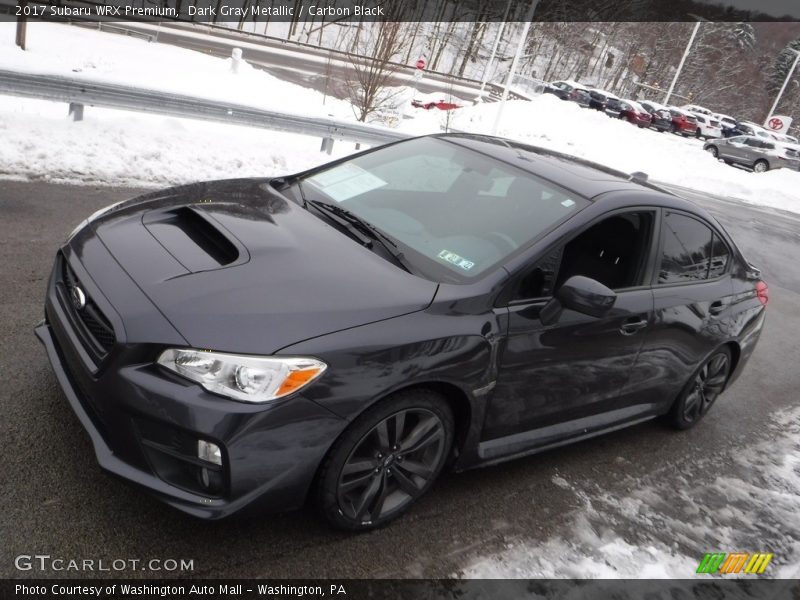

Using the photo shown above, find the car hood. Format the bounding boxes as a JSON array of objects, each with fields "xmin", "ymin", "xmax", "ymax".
[{"xmin": 85, "ymin": 179, "xmax": 438, "ymax": 354}]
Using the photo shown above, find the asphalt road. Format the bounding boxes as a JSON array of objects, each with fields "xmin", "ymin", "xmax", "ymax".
[{"xmin": 1, "ymin": 180, "xmax": 799, "ymax": 579}]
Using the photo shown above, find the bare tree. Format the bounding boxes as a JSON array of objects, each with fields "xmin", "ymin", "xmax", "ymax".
[{"xmin": 345, "ymin": 14, "xmax": 409, "ymax": 122}]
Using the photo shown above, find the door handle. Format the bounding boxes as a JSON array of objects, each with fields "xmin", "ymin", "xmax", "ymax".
[{"xmin": 620, "ymin": 317, "xmax": 648, "ymax": 336}]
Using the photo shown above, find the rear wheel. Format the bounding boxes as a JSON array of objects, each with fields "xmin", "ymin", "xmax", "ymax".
[
  {"xmin": 696, "ymin": 128, "xmax": 703, "ymax": 138},
  {"xmin": 754, "ymin": 159, "xmax": 769, "ymax": 173},
  {"xmin": 668, "ymin": 347, "xmax": 732, "ymax": 430},
  {"xmin": 706, "ymin": 146, "xmax": 719, "ymax": 158},
  {"xmin": 316, "ymin": 389, "xmax": 454, "ymax": 530}
]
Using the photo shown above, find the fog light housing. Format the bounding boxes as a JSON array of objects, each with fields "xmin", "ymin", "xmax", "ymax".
[{"xmin": 197, "ymin": 439, "xmax": 222, "ymax": 466}]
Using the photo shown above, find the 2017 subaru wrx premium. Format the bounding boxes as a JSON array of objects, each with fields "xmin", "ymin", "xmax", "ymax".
[{"xmin": 36, "ymin": 134, "xmax": 767, "ymax": 530}]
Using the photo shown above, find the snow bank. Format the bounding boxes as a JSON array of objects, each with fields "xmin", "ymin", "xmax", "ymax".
[
  {"xmin": 462, "ymin": 406, "xmax": 800, "ymax": 578},
  {"xmin": 449, "ymin": 95, "xmax": 800, "ymax": 214},
  {"xmin": 0, "ymin": 22, "xmax": 355, "ymax": 120},
  {"xmin": 0, "ymin": 96, "xmax": 354, "ymax": 188}
]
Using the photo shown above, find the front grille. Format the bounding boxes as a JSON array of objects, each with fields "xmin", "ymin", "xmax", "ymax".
[{"xmin": 56, "ymin": 254, "xmax": 116, "ymax": 363}]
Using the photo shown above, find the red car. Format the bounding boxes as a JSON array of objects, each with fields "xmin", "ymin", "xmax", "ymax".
[
  {"xmin": 411, "ymin": 98, "xmax": 461, "ymax": 111},
  {"xmin": 668, "ymin": 108, "xmax": 698, "ymax": 136},
  {"xmin": 617, "ymin": 100, "xmax": 653, "ymax": 127}
]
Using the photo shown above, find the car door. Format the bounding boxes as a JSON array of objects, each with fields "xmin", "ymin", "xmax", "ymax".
[
  {"xmin": 625, "ymin": 210, "xmax": 735, "ymax": 413},
  {"xmin": 722, "ymin": 136, "xmax": 748, "ymax": 162},
  {"xmin": 481, "ymin": 209, "xmax": 658, "ymax": 452}
]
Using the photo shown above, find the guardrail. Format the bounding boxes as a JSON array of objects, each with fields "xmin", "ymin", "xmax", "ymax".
[{"xmin": 0, "ymin": 68, "xmax": 411, "ymax": 152}]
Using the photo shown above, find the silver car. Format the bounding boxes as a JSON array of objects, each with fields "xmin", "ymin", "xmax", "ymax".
[{"xmin": 704, "ymin": 135, "xmax": 800, "ymax": 173}]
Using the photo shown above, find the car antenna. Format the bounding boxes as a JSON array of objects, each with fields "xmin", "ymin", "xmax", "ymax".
[{"xmin": 629, "ymin": 171, "xmax": 649, "ymax": 184}]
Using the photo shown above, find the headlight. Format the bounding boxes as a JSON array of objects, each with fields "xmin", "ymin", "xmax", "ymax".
[{"xmin": 157, "ymin": 349, "xmax": 327, "ymax": 403}]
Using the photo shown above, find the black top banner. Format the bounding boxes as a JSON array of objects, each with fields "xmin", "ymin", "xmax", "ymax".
[{"xmin": 1, "ymin": 0, "xmax": 799, "ymax": 23}]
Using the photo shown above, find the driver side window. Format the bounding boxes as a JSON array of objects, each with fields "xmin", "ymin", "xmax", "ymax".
[{"xmin": 512, "ymin": 211, "xmax": 655, "ymax": 302}]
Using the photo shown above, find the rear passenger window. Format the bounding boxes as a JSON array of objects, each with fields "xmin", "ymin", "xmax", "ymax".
[
  {"xmin": 658, "ymin": 212, "xmax": 719, "ymax": 284},
  {"xmin": 708, "ymin": 234, "xmax": 730, "ymax": 279}
]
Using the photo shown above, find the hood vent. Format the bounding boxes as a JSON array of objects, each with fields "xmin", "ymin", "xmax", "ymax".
[{"xmin": 143, "ymin": 206, "xmax": 241, "ymax": 272}]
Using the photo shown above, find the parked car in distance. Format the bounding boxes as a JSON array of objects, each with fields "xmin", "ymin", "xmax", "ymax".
[
  {"xmin": 681, "ymin": 104, "xmax": 713, "ymax": 116},
  {"xmin": 547, "ymin": 80, "xmax": 592, "ymax": 107},
  {"xmin": 737, "ymin": 121, "xmax": 776, "ymax": 140},
  {"xmin": 38, "ymin": 134, "xmax": 768, "ymax": 530},
  {"xmin": 587, "ymin": 88, "xmax": 618, "ymax": 111},
  {"xmin": 617, "ymin": 100, "xmax": 653, "ymax": 127},
  {"xmin": 705, "ymin": 135, "xmax": 800, "ymax": 172},
  {"xmin": 668, "ymin": 107, "xmax": 698, "ymax": 136},
  {"xmin": 640, "ymin": 100, "xmax": 667, "ymax": 114},
  {"xmin": 691, "ymin": 114, "xmax": 723, "ymax": 139},
  {"xmin": 648, "ymin": 108, "xmax": 675, "ymax": 132},
  {"xmin": 411, "ymin": 93, "xmax": 461, "ymax": 111},
  {"xmin": 712, "ymin": 113, "xmax": 738, "ymax": 137},
  {"xmin": 772, "ymin": 132, "xmax": 799, "ymax": 145},
  {"xmin": 604, "ymin": 97, "xmax": 624, "ymax": 118}
]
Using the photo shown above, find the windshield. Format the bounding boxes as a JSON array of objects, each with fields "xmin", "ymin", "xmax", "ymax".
[{"xmin": 300, "ymin": 137, "xmax": 589, "ymax": 282}]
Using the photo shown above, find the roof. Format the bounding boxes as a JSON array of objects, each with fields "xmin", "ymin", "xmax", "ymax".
[{"xmin": 437, "ymin": 133, "xmax": 679, "ymax": 202}]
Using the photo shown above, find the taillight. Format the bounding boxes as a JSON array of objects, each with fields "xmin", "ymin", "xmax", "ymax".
[{"xmin": 756, "ymin": 281, "xmax": 768, "ymax": 306}]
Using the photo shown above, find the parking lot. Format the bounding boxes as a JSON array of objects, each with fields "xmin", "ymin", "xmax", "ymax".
[{"xmin": 1, "ymin": 180, "xmax": 799, "ymax": 578}]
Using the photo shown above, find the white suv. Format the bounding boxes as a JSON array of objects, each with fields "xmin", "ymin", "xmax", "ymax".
[{"xmin": 691, "ymin": 114, "xmax": 723, "ymax": 139}]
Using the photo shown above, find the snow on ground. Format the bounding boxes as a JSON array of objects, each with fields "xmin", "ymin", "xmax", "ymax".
[
  {"xmin": 462, "ymin": 406, "xmax": 800, "ymax": 579},
  {"xmin": 448, "ymin": 94, "xmax": 800, "ymax": 215},
  {"xmin": 0, "ymin": 22, "xmax": 799, "ymax": 217},
  {"xmin": 0, "ymin": 95, "xmax": 356, "ymax": 187},
  {"xmin": 0, "ymin": 22, "xmax": 357, "ymax": 120}
]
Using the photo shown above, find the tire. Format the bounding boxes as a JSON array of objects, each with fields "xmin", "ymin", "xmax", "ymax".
[
  {"xmin": 754, "ymin": 160, "xmax": 769, "ymax": 173},
  {"xmin": 696, "ymin": 128, "xmax": 703, "ymax": 138},
  {"xmin": 706, "ymin": 146, "xmax": 718, "ymax": 158},
  {"xmin": 671, "ymin": 123, "xmax": 678, "ymax": 134},
  {"xmin": 315, "ymin": 389, "xmax": 454, "ymax": 531},
  {"xmin": 668, "ymin": 346, "xmax": 732, "ymax": 430}
]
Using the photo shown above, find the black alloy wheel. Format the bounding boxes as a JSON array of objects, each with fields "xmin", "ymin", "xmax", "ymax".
[
  {"xmin": 669, "ymin": 347, "xmax": 732, "ymax": 430},
  {"xmin": 316, "ymin": 390, "xmax": 454, "ymax": 530}
]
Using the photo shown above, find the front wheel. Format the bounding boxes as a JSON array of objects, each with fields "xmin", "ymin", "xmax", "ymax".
[
  {"xmin": 754, "ymin": 160, "xmax": 769, "ymax": 173},
  {"xmin": 668, "ymin": 347, "xmax": 732, "ymax": 430},
  {"xmin": 706, "ymin": 146, "xmax": 719, "ymax": 158},
  {"xmin": 315, "ymin": 389, "xmax": 454, "ymax": 530}
]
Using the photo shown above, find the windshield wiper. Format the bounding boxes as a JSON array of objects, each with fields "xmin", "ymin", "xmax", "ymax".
[{"xmin": 306, "ymin": 199, "xmax": 412, "ymax": 273}]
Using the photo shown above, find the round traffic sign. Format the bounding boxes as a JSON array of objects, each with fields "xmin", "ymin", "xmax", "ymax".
[
  {"xmin": 416, "ymin": 58, "xmax": 426, "ymax": 70},
  {"xmin": 768, "ymin": 117, "xmax": 784, "ymax": 131}
]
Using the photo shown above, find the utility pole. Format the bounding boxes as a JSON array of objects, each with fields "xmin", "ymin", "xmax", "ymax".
[
  {"xmin": 663, "ymin": 21, "xmax": 701, "ymax": 106},
  {"xmin": 491, "ymin": 0, "xmax": 539, "ymax": 135},
  {"xmin": 16, "ymin": 0, "xmax": 27, "ymax": 50},
  {"xmin": 476, "ymin": 0, "xmax": 513, "ymax": 102},
  {"xmin": 765, "ymin": 48, "xmax": 800, "ymax": 124}
]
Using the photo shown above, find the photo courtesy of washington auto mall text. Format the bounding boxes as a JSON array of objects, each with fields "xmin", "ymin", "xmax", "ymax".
[{"xmin": 1, "ymin": 0, "xmax": 800, "ymax": 598}]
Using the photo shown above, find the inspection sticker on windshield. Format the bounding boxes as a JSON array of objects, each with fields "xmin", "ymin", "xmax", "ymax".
[
  {"xmin": 307, "ymin": 163, "xmax": 387, "ymax": 202},
  {"xmin": 561, "ymin": 199, "xmax": 576, "ymax": 207},
  {"xmin": 438, "ymin": 250, "xmax": 475, "ymax": 271}
]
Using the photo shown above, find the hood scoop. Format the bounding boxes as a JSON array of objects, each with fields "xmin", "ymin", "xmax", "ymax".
[{"xmin": 143, "ymin": 206, "xmax": 247, "ymax": 273}]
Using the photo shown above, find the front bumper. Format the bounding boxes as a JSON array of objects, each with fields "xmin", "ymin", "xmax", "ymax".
[{"xmin": 37, "ymin": 250, "xmax": 345, "ymax": 519}]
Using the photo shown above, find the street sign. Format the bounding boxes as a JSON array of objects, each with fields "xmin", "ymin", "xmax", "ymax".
[{"xmin": 766, "ymin": 115, "xmax": 792, "ymax": 133}]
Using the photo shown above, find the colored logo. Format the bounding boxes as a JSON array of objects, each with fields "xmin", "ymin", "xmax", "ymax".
[
  {"xmin": 768, "ymin": 117, "xmax": 784, "ymax": 131},
  {"xmin": 696, "ymin": 552, "xmax": 773, "ymax": 575}
]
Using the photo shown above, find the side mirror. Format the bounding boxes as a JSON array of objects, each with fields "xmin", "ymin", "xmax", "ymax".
[{"xmin": 540, "ymin": 275, "xmax": 618, "ymax": 325}]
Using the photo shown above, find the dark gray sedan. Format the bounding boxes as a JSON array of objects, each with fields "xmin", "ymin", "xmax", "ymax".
[{"xmin": 704, "ymin": 135, "xmax": 800, "ymax": 173}]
